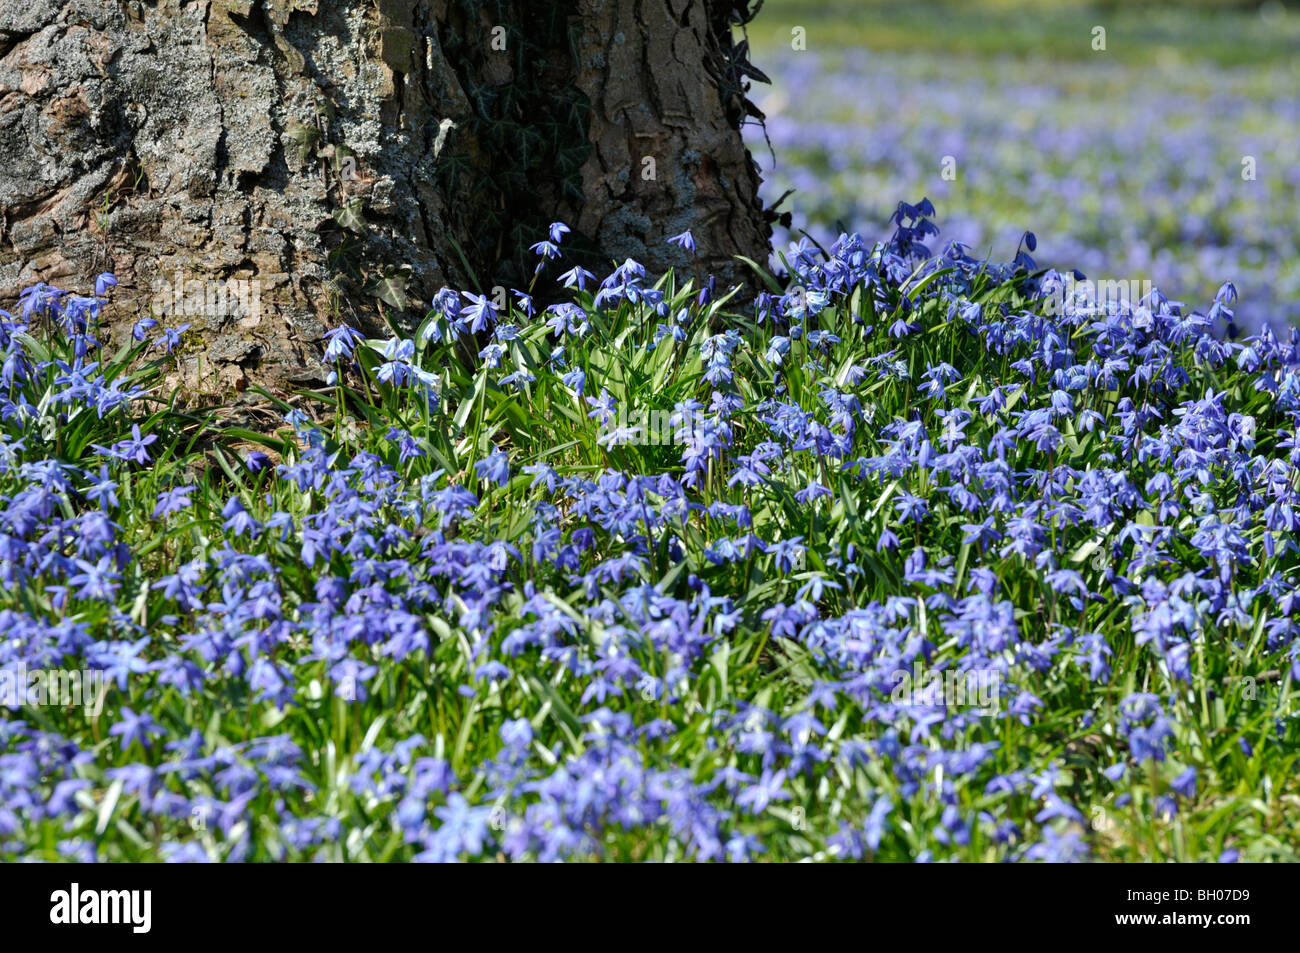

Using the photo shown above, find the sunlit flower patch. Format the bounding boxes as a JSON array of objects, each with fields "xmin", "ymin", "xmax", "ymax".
[{"xmin": 2, "ymin": 203, "xmax": 1298, "ymax": 861}]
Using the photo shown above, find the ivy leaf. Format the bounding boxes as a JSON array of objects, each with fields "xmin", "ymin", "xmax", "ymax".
[
  {"xmin": 284, "ymin": 120, "xmax": 321, "ymax": 163},
  {"xmin": 333, "ymin": 200, "xmax": 367, "ymax": 234},
  {"xmin": 363, "ymin": 265, "xmax": 412, "ymax": 310}
]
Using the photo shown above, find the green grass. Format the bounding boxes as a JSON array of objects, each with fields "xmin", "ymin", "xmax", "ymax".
[{"xmin": 748, "ymin": 0, "xmax": 1300, "ymax": 67}]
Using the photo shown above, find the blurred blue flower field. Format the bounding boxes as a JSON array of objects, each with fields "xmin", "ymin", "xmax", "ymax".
[{"xmin": 746, "ymin": 0, "xmax": 1300, "ymax": 330}]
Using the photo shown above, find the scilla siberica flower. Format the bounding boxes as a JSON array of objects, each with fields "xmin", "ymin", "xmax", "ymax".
[{"xmin": 2, "ymin": 194, "xmax": 1297, "ymax": 863}]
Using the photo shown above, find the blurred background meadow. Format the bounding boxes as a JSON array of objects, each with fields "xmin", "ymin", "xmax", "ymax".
[{"xmin": 742, "ymin": 0, "xmax": 1300, "ymax": 329}]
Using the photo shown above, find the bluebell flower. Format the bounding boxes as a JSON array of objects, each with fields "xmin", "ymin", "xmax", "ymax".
[{"xmin": 666, "ymin": 229, "xmax": 696, "ymax": 253}]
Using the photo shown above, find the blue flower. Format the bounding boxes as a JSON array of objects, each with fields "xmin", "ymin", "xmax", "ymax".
[{"xmin": 666, "ymin": 229, "xmax": 696, "ymax": 253}]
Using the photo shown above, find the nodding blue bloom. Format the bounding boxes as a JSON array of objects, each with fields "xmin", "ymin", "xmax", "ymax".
[
  {"xmin": 1119, "ymin": 693, "xmax": 1174, "ymax": 763},
  {"xmin": 85, "ymin": 465, "xmax": 120, "ymax": 511},
  {"xmin": 69, "ymin": 554, "xmax": 122, "ymax": 601},
  {"xmin": 94, "ymin": 273, "xmax": 118, "ymax": 296},
  {"xmin": 323, "ymin": 325, "xmax": 364, "ymax": 362},
  {"xmin": 725, "ymin": 832, "xmax": 766, "ymax": 863},
  {"xmin": 152, "ymin": 484, "xmax": 196, "ymax": 518},
  {"xmin": 221, "ymin": 496, "xmax": 260, "ymax": 537},
  {"xmin": 736, "ymin": 769, "xmax": 790, "ymax": 814},
  {"xmin": 558, "ymin": 265, "xmax": 596, "ymax": 291},
  {"xmin": 155, "ymin": 323, "xmax": 190, "ymax": 354},
  {"xmin": 512, "ymin": 289, "xmax": 536, "ymax": 317},
  {"xmin": 474, "ymin": 449, "xmax": 511, "ymax": 487},
  {"xmin": 19, "ymin": 281, "xmax": 64, "ymax": 319},
  {"xmin": 865, "ymin": 795, "xmax": 893, "ymax": 849},
  {"xmin": 386, "ymin": 428, "xmax": 426, "ymax": 463},
  {"xmin": 330, "ymin": 658, "xmax": 377, "ymax": 702},
  {"xmin": 764, "ymin": 335, "xmax": 791, "ymax": 365},
  {"xmin": 612, "ymin": 258, "xmax": 646, "ymax": 282},
  {"xmin": 500, "ymin": 718, "xmax": 533, "ymax": 750},
  {"xmin": 109, "ymin": 707, "xmax": 162, "ymax": 751},
  {"xmin": 1022, "ymin": 828, "xmax": 1089, "ymax": 863},
  {"xmin": 92, "ymin": 424, "xmax": 157, "ymax": 465},
  {"xmin": 529, "ymin": 239, "xmax": 562, "ymax": 260},
  {"xmin": 461, "ymin": 293, "xmax": 498, "ymax": 333},
  {"xmin": 561, "ymin": 366, "xmax": 586, "ymax": 395},
  {"xmin": 585, "ymin": 387, "xmax": 616, "ymax": 425},
  {"xmin": 895, "ymin": 492, "xmax": 929, "ymax": 524},
  {"xmin": 666, "ymin": 229, "xmax": 696, "ymax": 253},
  {"xmin": 766, "ymin": 537, "xmax": 806, "ymax": 573},
  {"xmin": 548, "ymin": 222, "xmax": 570, "ymax": 245},
  {"xmin": 1170, "ymin": 766, "xmax": 1197, "ymax": 798},
  {"xmin": 794, "ymin": 481, "xmax": 832, "ymax": 504}
]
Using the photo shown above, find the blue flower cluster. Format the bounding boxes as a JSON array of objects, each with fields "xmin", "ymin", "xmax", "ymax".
[
  {"xmin": 749, "ymin": 46, "xmax": 1300, "ymax": 330},
  {"xmin": 1, "ymin": 201, "xmax": 1297, "ymax": 862}
]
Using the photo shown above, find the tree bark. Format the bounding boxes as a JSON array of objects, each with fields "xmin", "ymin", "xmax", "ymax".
[{"xmin": 0, "ymin": 0, "xmax": 771, "ymax": 394}]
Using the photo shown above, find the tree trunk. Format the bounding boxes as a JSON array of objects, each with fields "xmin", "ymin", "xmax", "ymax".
[{"xmin": 0, "ymin": 0, "xmax": 771, "ymax": 394}]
